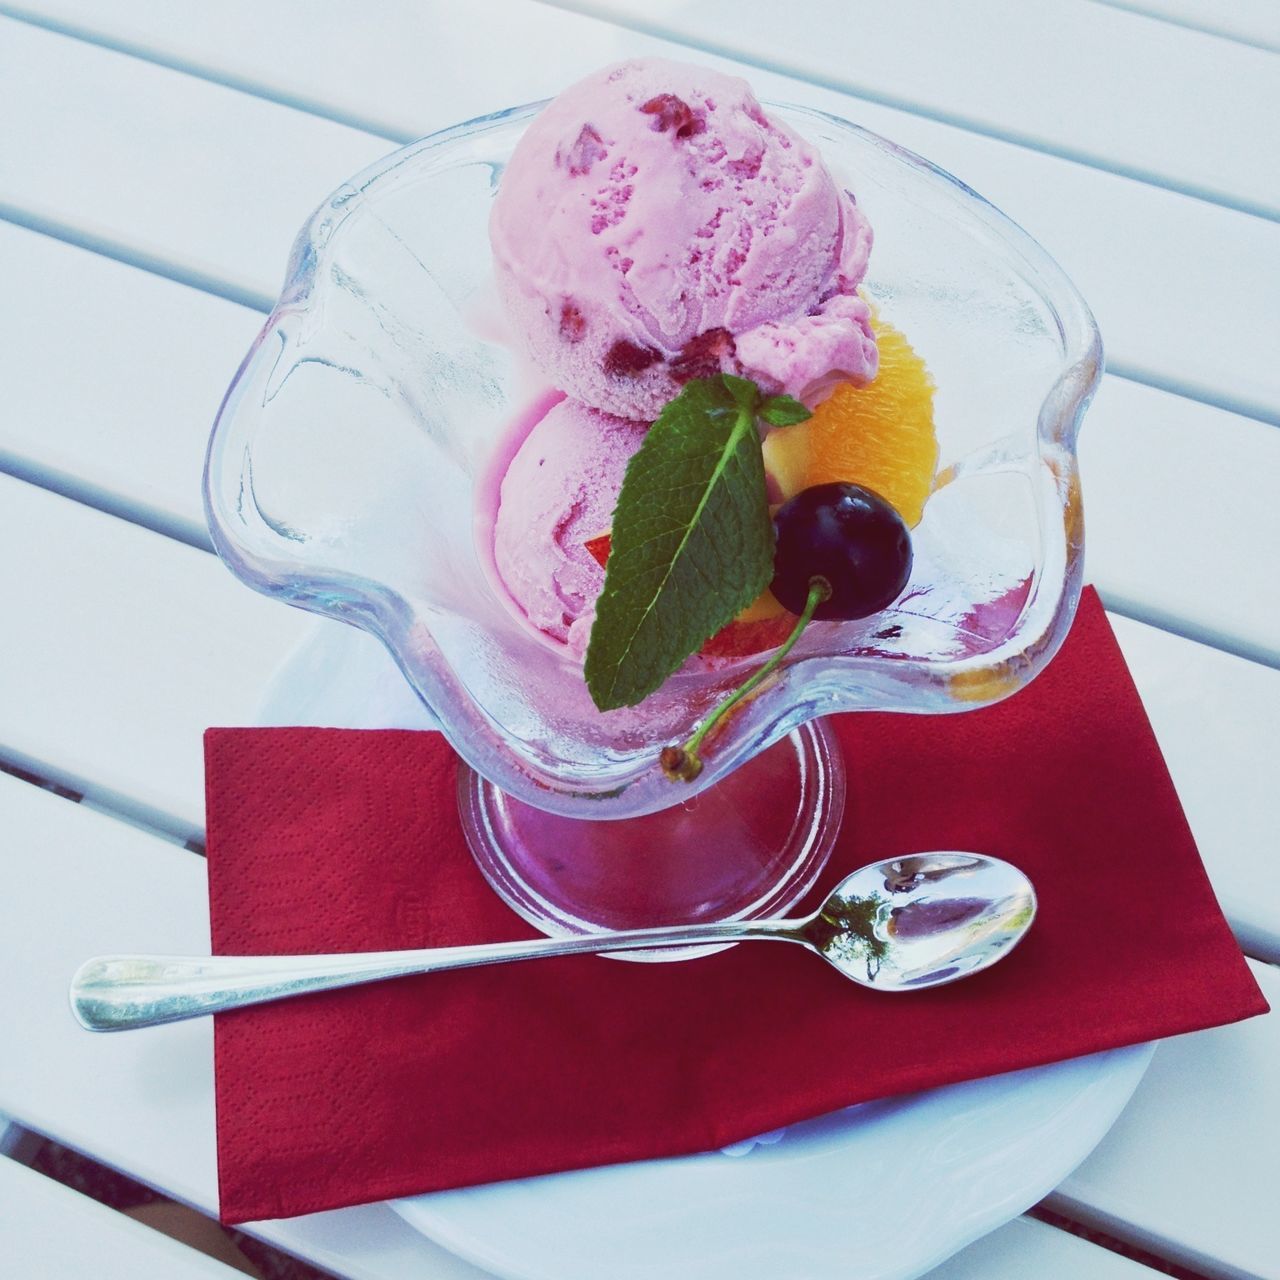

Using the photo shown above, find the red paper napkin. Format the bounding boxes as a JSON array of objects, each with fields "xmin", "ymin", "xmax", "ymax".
[{"xmin": 206, "ymin": 588, "xmax": 1266, "ymax": 1224}]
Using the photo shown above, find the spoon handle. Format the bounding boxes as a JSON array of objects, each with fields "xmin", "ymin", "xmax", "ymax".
[{"xmin": 71, "ymin": 919, "xmax": 798, "ymax": 1031}]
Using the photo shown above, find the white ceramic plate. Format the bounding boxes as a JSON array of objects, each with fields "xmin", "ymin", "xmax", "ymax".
[{"xmin": 257, "ymin": 617, "xmax": 1155, "ymax": 1280}]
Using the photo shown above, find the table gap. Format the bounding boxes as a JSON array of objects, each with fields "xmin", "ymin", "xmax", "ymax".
[
  {"xmin": 0, "ymin": 203, "xmax": 274, "ymax": 314},
  {"xmin": 0, "ymin": 3, "xmax": 412, "ymax": 144},
  {"xmin": 1029, "ymin": 1205, "xmax": 1213, "ymax": 1280},
  {"xmin": 1103, "ymin": 361, "xmax": 1279, "ymax": 432},
  {"xmin": 1098, "ymin": 592, "xmax": 1280, "ymax": 675},
  {"xmin": 0, "ymin": 753, "xmax": 201, "ymax": 852},
  {"xmin": 11, "ymin": 1135, "xmax": 336, "ymax": 1280},
  {"xmin": 0, "ymin": 448, "xmax": 213, "ymax": 553},
  {"xmin": 1088, "ymin": 0, "xmax": 1280, "ymax": 55}
]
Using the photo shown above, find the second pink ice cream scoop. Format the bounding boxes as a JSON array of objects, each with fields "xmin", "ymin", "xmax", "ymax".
[{"xmin": 493, "ymin": 397, "xmax": 645, "ymax": 657}]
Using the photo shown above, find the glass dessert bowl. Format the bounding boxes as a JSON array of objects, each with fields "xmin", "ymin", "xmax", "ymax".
[{"xmin": 205, "ymin": 99, "xmax": 1100, "ymax": 944}]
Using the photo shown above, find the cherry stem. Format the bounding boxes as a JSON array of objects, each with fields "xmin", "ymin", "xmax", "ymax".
[{"xmin": 662, "ymin": 577, "xmax": 832, "ymax": 782}]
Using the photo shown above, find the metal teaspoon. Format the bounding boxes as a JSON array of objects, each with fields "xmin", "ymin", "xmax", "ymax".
[{"xmin": 70, "ymin": 852, "xmax": 1035, "ymax": 1032}]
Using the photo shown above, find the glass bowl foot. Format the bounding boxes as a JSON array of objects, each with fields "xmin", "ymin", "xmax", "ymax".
[{"xmin": 458, "ymin": 719, "xmax": 846, "ymax": 961}]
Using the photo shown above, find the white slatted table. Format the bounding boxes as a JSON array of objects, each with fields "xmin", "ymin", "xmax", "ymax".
[
  {"xmin": 0, "ymin": 1153, "xmax": 247, "ymax": 1279},
  {"xmin": 1, "ymin": 3, "xmax": 1276, "ymax": 1277}
]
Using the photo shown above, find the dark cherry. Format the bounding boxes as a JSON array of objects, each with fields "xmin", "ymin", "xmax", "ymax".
[{"xmin": 770, "ymin": 483, "xmax": 912, "ymax": 620}]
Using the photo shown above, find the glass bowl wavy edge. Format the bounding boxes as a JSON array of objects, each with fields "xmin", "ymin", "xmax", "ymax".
[{"xmin": 205, "ymin": 100, "xmax": 1102, "ymax": 820}]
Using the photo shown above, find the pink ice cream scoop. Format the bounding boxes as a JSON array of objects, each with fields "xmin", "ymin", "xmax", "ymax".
[
  {"xmin": 490, "ymin": 58, "xmax": 877, "ymax": 421},
  {"xmin": 493, "ymin": 397, "xmax": 645, "ymax": 656}
]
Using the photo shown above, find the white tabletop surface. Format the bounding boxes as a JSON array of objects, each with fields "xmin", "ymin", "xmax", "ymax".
[{"xmin": 1, "ymin": 3, "xmax": 1278, "ymax": 1277}]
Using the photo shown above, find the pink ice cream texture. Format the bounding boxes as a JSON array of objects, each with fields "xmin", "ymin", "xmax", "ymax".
[
  {"xmin": 493, "ymin": 397, "xmax": 645, "ymax": 657},
  {"xmin": 489, "ymin": 58, "xmax": 878, "ymax": 421}
]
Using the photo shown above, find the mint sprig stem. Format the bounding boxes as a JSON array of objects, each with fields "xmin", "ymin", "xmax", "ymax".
[{"xmin": 660, "ymin": 576, "xmax": 831, "ymax": 782}]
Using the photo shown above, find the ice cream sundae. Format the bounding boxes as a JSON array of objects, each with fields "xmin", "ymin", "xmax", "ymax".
[
  {"xmin": 489, "ymin": 57, "xmax": 936, "ymax": 763},
  {"xmin": 201, "ymin": 46, "xmax": 1096, "ymax": 930}
]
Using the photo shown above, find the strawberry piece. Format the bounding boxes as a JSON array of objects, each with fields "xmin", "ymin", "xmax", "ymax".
[
  {"xmin": 584, "ymin": 532, "xmax": 612, "ymax": 569},
  {"xmin": 603, "ymin": 340, "xmax": 661, "ymax": 377},
  {"xmin": 640, "ymin": 94, "xmax": 705, "ymax": 139},
  {"xmin": 670, "ymin": 327, "xmax": 735, "ymax": 383},
  {"xmin": 565, "ymin": 124, "xmax": 607, "ymax": 176},
  {"xmin": 699, "ymin": 612, "xmax": 797, "ymax": 658}
]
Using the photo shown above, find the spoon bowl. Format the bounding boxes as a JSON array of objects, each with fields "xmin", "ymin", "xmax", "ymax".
[
  {"xmin": 799, "ymin": 853, "xmax": 1037, "ymax": 990},
  {"xmin": 70, "ymin": 853, "xmax": 1035, "ymax": 1032}
]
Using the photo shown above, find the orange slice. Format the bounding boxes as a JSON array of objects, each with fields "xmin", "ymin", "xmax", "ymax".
[{"xmin": 762, "ymin": 319, "xmax": 938, "ymax": 527}]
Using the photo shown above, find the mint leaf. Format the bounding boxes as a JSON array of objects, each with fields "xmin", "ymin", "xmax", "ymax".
[
  {"xmin": 760, "ymin": 394, "xmax": 811, "ymax": 427},
  {"xmin": 584, "ymin": 376, "xmax": 774, "ymax": 711}
]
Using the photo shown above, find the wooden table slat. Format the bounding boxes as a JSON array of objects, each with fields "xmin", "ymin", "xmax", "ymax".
[
  {"xmin": 1081, "ymin": 376, "xmax": 1280, "ymax": 670},
  {"xmin": 0, "ymin": 471, "xmax": 310, "ymax": 842},
  {"xmin": 1109, "ymin": 614, "xmax": 1280, "ymax": 963},
  {"xmin": 1091, "ymin": 0, "xmax": 1280, "ymax": 53},
  {"xmin": 12, "ymin": 0, "xmax": 1280, "ymax": 218},
  {"xmin": 0, "ymin": 222, "xmax": 263, "ymax": 550},
  {"xmin": 0, "ymin": 14, "xmax": 389, "ymax": 311},
  {"xmin": 547, "ymin": 0, "xmax": 1280, "ymax": 219},
  {"xmin": 1052, "ymin": 963, "xmax": 1280, "ymax": 1280}
]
